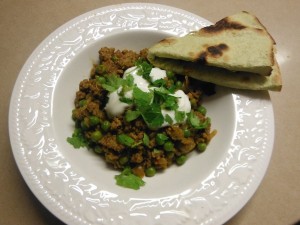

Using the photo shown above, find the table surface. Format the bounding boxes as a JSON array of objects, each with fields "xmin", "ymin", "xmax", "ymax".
[{"xmin": 1, "ymin": 1, "xmax": 299, "ymax": 225}]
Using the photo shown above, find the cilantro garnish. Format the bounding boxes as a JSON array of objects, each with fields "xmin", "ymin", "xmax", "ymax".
[
  {"xmin": 131, "ymin": 87, "xmax": 163, "ymax": 128},
  {"xmin": 115, "ymin": 167, "xmax": 145, "ymax": 190},
  {"xmin": 119, "ymin": 97, "xmax": 133, "ymax": 104},
  {"xmin": 156, "ymin": 133, "xmax": 169, "ymax": 145},
  {"xmin": 117, "ymin": 134, "xmax": 135, "ymax": 147},
  {"xmin": 142, "ymin": 133, "xmax": 150, "ymax": 147},
  {"xmin": 135, "ymin": 59, "xmax": 153, "ymax": 81},
  {"xmin": 96, "ymin": 60, "xmax": 189, "ymax": 129},
  {"xmin": 151, "ymin": 78, "xmax": 167, "ymax": 87},
  {"xmin": 164, "ymin": 114, "xmax": 174, "ymax": 125},
  {"xmin": 121, "ymin": 74, "xmax": 135, "ymax": 93},
  {"xmin": 153, "ymin": 87, "xmax": 178, "ymax": 110},
  {"xmin": 132, "ymin": 86, "xmax": 153, "ymax": 106},
  {"xmin": 187, "ymin": 111, "xmax": 210, "ymax": 129},
  {"xmin": 100, "ymin": 74, "xmax": 123, "ymax": 92},
  {"xmin": 67, "ymin": 128, "xmax": 88, "ymax": 149},
  {"xmin": 98, "ymin": 74, "xmax": 134, "ymax": 93},
  {"xmin": 175, "ymin": 110, "xmax": 186, "ymax": 123},
  {"xmin": 129, "ymin": 86, "xmax": 181, "ymax": 129},
  {"xmin": 125, "ymin": 110, "xmax": 141, "ymax": 122},
  {"xmin": 153, "ymin": 86, "xmax": 173, "ymax": 95},
  {"xmin": 161, "ymin": 95, "xmax": 178, "ymax": 110},
  {"xmin": 140, "ymin": 103, "xmax": 165, "ymax": 129}
]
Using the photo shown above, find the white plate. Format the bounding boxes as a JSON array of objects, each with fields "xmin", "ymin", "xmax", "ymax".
[{"xmin": 9, "ymin": 3, "xmax": 274, "ymax": 225}]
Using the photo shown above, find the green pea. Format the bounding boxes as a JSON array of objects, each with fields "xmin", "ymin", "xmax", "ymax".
[
  {"xmin": 96, "ymin": 76, "xmax": 106, "ymax": 84},
  {"xmin": 197, "ymin": 106, "xmax": 207, "ymax": 115},
  {"xmin": 156, "ymin": 133, "xmax": 168, "ymax": 145},
  {"xmin": 101, "ymin": 120, "xmax": 111, "ymax": 132},
  {"xmin": 197, "ymin": 143, "xmax": 207, "ymax": 153},
  {"xmin": 166, "ymin": 71, "xmax": 175, "ymax": 79},
  {"xmin": 183, "ymin": 129, "xmax": 191, "ymax": 138},
  {"xmin": 119, "ymin": 156, "xmax": 129, "ymax": 165},
  {"xmin": 153, "ymin": 148, "xmax": 162, "ymax": 155},
  {"xmin": 111, "ymin": 55, "xmax": 118, "ymax": 62},
  {"xmin": 163, "ymin": 141, "xmax": 174, "ymax": 152},
  {"xmin": 175, "ymin": 81, "xmax": 183, "ymax": 89},
  {"xmin": 91, "ymin": 130, "xmax": 102, "ymax": 142},
  {"xmin": 79, "ymin": 99, "xmax": 87, "ymax": 107},
  {"xmin": 166, "ymin": 151, "xmax": 175, "ymax": 158},
  {"xmin": 176, "ymin": 155, "xmax": 187, "ymax": 166},
  {"xmin": 81, "ymin": 118, "xmax": 89, "ymax": 130},
  {"xmin": 96, "ymin": 65, "xmax": 107, "ymax": 74},
  {"xmin": 89, "ymin": 116, "xmax": 100, "ymax": 126},
  {"xmin": 145, "ymin": 167, "xmax": 156, "ymax": 177},
  {"xmin": 94, "ymin": 145, "xmax": 103, "ymax": 154}
]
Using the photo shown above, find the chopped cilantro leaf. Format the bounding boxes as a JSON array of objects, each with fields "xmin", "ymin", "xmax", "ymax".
[
  {"xmin": 119, "ymin": 97, "xmax": 133, "ymax": 104},
  {"xmin": 175, "ymin": 110, "xmax": 186, "ymax": 123},
  {"xmin": 132, "ymin": 86, "xmax": 153, "ymax": 106},
  {"xmin": 156, "ymin": 133, "xmax": 169, "ymax": 145},
  {"xmin": 140, "ymin": 103, "xmax": 164, "ymax": 129},
  {"xmin": 162, "ymin": 95, "xmax": 178, "ymax": 110},
  {"xmin": 101, "ymin": 83, "xmax": 117, "ymax": 92},
  {"xmin": 153, "ymin": 86, "xmax": 171, "ymax": 95},
  {"xmin": 168, "ymin": 84, "xmax": 177, "ymax": 93},
  {"xmin": 151, "ymin": 78, "xmax": 166, "ymax": 87},
  {"xmin": 125, "ymin": 110, "xmax": 141, "ymax": 122},
  {"xmin": 188, "ymin": 111, "xmax": 201, "ymax": 127},
  {"xmin": 100, "ymin": 74, "xmax": 134, "ymax": 94},
  {"xmin": 164, "ymin": 114, "xmax": 174, "ymax": 125},
  {"xmin": 132, "ymin": 86, "xmax": 180, "ymax": 129},
  {"xmin": 115, "ymin": 167, "xmax": 145, "ymax": 190},
  {"xmin": 142, "ymin": 133, "xmax": 150, "ymax": 147},
  {"xmin": 122, "ymin": 74, "xmax": 134, "ymax": 92},
  {"xmin": 199, "ymin": 117, "xmax": 211, "ymax": 129},
  {"xmin": 132, "ymin": 88, "xmax": 165, "ymax": 129},
  {"xmin": 67, "ymin": 128, "xmax": 88, "ymax": 149},
  {"xmin": 153, "ymin": 88, "xmax": 178, "ymax": 110},
  {"xmin": 187, "ymin": 111, "xmax": 210, "ymax": 129},
  {"xmin": 95, "ymin": 75, "xmax": 106, "ymax": 84},
  {"xmin": 101, "ymin": 74, "xmax": 123, "ymax": 92},
  {"xmin": 135, "ymin": 59, "xmax": 153, "ymax": 81},
  {"xmin": 117, "ymin": 134, "xmax": 135, "ymax": 147}
]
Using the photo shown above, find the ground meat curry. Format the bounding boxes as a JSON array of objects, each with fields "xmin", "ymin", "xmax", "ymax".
[{"xmin": 68, "ymin": 47, "xmax": 216, "ymax": 188}]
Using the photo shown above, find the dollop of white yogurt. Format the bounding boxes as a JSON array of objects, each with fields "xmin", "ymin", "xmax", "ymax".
[
  {"xmin": 104, "ymin": 66, "xmax": 191, "ymax": 128},
  {"xmin": 104, "ymin": 88, "xmax": 129, "ymax": 118},
  {"xmin": 149, "ymin": 67, "xmax": 167, "ymax": 82},
  {"xmin": 161, "ymin": 90, "xmax": 191, "ymax": 127},
  {"xmin": 123, "ymin": 66, "xmax": 149, "ymax": 93}
]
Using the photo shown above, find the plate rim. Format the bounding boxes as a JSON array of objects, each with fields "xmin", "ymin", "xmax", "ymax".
[{"xmin": 9, "ymin": 3, "xmax": 275, "ymax": 225}]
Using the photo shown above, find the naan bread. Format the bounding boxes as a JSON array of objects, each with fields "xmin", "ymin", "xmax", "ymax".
[{"xmin": 148, "ymin": 11, "xmax": 282, "ymax": 91}]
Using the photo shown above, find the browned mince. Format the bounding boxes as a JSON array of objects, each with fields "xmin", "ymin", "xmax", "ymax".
[{"xmin": 71, "ymin": 47, "xmax": 216, "ymax": 178}]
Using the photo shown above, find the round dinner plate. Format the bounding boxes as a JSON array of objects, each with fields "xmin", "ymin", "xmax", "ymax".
[{"xmin": 9, "ymin": 3, "xmax": 274, "ymax": 225}]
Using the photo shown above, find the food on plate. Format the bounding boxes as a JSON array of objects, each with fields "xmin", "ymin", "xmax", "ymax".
[
  {"xmin": 147, "ymin": 11, "xmax": 282, "ymax": 91},
  {"xmin": 67, "ymin": 47, "xmax": 216, "ymax": 189}
]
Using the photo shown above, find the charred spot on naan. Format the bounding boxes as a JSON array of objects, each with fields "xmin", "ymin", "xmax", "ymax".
[
  {"xmin": 207, "ymin": 44, "xmax": 228, "ymax": 57},
  {"xmin": 157, "ymin": 37, "xmax": 177, "ymax": 45},
  {"xmin": 200, "ymin": 18, "xmax": 246, "ymax": 34},
  {"xmin": 196, "ymin": 43, "xmax": 229, "ymax": 62},
  {"xmin": 198, "ymin": 52, "xmax": 207, "ymax": 63}
]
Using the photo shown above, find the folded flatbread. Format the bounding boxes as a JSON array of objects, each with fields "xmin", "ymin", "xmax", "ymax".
[{"xmin": 147, "ymin": 11, "xmax": 282, "ymax": 91}]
